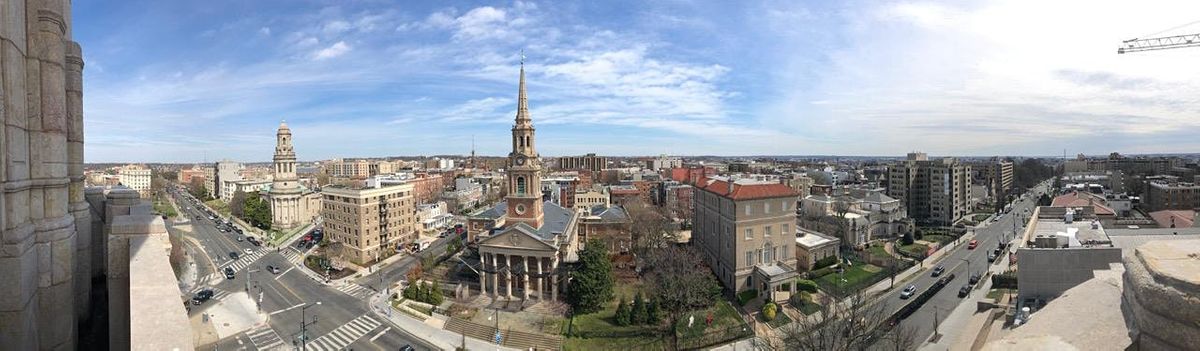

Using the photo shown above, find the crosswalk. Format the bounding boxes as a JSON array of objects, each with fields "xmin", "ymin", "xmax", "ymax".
[
  {"xmin": 183, "ymin": 286, "xmax": 231, "ymax": 300},
  {"xmin": 221, "ymin": 249, "xmax": 268, "ymax": 272},
  {"xmin": 245, "ymin": 325, "xmax": 285, "ymax": 350},
  {"xmin": 303, "ymin": 315, "xmax": 381, "ymax": 351},
  {"xmin": 281, "ymin": 248, "xmax": 303, "ymax": 266},
  {"xmin": 335, "ymin": 283, "xmax": 375, "ymax": 299}
]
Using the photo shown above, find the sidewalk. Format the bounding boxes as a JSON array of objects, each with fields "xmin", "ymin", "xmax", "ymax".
[
  {"xmin": 919, "ymin": 236, "xmax": 1016, "ymax": 350},
  {"xmin": 368, "ymin": 291, "xmax": 520, "ymax": 351}
]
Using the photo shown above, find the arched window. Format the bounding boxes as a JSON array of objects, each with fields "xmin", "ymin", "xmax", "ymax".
[{"xmin": 516, "ymin": 176, "xmax": 526, "ymax": 195}]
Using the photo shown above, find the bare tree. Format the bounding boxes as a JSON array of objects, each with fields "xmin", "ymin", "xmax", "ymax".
[
  {"xmin": 777, "ymin": 288, "xmax": 913, "ymax": 351},
  {"xmin": 642, "ymin": 245, "xmax": 721, "ymax": 351},
  {"xmin": 624, "ymin": 199, "xmax": 676, "ymax": 252}
]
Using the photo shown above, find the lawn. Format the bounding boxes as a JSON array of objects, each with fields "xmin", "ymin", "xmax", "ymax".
[
  {"xmin": 815, "ymin": 259, "xmax": 887, "ymax": 296},
  {"xmin": 867, "ymin": 244, "xmax": 891, "ymax": 259},
  {"xmin": 923, "ymin": 234, "xmax": 956, "ymax": 246},
  {"xmin": 796, "ymin": 301, "xmax": 822, "ymax": 315},
  {"xmin": 204, "ymin": 199, "xmax": 230, "ymax": 217},
  {"xmin": 972, "ymin": 213, "xmax": 991, "ymax": 222},
  {"xmin": 986, "ymin": 288, "xmax": 1013, "ymax": 301},
  {"xmin": 565, "ymin": 286, "xmax": 748, "ymax": 351},
  {"xmin": 897, "ymin": 243, "xmax": 930, "ymax": 257}
]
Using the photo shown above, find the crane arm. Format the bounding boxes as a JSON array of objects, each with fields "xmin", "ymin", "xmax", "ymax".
[{"xmin": 1118, "ymin": 33, "xmax": 1200, "ymax": 54}]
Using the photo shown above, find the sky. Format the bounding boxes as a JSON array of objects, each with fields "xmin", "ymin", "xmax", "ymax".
[{"xmin": 74, "ymin": 0, "xmax": 1200, "ymax": 163}]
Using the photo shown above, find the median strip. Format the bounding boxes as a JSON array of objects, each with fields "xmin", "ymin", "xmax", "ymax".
[
  {"xmin": 268, "ymin": 303, "xmax": 306, "ymax": 316},
  {"xmin": 369, "ymin": 327, "xmax": 391, "ymax": 342}
]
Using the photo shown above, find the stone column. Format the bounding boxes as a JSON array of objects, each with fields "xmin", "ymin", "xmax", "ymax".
[
  {"xmin": 478, "ymin": 253, "xmax": 487, "ymax": 296},
  {"xmin": 523, "ymin": 256, "xmax": 530, "ymax": 300},
  {"xmin": 65, "ymin": 38, "xmax": 89, "ymax": 321},
  {"xmin": 491, "ymin": 253, "xmax": 498, "ymax": 298},
  {"xmin": 537, "ymin": 257, "xmax": 544, "ymax": 300},
  {"xmin": 551, "ymin": 258, "xmax": 558, "ymax": 301},
  {"xmin": 505, "ymin": 254, "xmax": 513, "ymax": 299},
  {"xmin": 28, "ymin": 0, "xmax": 78, "ymax": 348},
  {"xmin": 1, "ymin": 0, "xmax": 37, "ymax": 347},
  {"xmin": 85, "ymin": 187, "xmax": 107, "ymax": 277}
]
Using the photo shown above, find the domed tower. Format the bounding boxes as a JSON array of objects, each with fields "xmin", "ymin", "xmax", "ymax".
[{"xmin": 270, "ymin": 121, "xmax": 302, "ymax": 229}]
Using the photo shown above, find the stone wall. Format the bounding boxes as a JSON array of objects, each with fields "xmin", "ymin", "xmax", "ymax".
[
  {"xmin": 1016, "ymin": 247, "xmax": 1123, "ymax": 300},
  {"xmin": 1122, "ymin": 240, "xmax": 1200, "ymax": 350},
  {"xmin": 1, "ymin": 0, "xmax": 88, "ymax": 349}
]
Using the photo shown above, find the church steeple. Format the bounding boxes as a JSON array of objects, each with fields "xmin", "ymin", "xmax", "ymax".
[{"xmin": 505, "ymin": 56, "xmax": 544, "ymax": 229}]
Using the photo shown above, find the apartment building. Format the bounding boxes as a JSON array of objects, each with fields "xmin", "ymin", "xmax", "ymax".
[
  {"xmin": 320, "ymin": 183, "xmax": 417, "ymax": 264},
  {"xmin": 117, "ymin": 164, "xmax": 152, "ymax": 198},
  {"xmin": 206, "ymin": 160, "xmax": 243, "ymax": 200},
  {"xmin": 973, "ymin": 158, "xmax": 1013, "ymax": 199},
  {"xmin": 887, "ymin": 154, "xmax": 972, "ymax": 225},
  {"xmin": 693, "ymin": 177, "xmax": 800, "ymax": 301},
  {"xmin": 557, "ymin": 153, "xmax": 609, "ymax": 173},
  {"xmin": 1143, "ymin": 179, "xmax": 1200, "ymax": 212}
]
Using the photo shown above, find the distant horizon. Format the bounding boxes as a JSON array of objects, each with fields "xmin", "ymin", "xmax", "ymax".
[{"xmin": 85, "ymin": 151, "xmax": 1200, "ymax": 166}]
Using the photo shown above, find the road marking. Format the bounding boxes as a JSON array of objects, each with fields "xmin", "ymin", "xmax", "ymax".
[
  {"xmin": 269, "ymin": 303, "xmax": 306, "ymax": 316},
  {"xmin": 369, "ymin": 327, "xmax": 390, "ymax": 342},
  {"xmin": 275, "ymin": 267, "xmax": 294, "ymax": 280}
]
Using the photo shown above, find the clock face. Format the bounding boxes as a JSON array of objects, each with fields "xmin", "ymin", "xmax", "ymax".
[{"xmin": 516, "ymin": 157, "xmax": 526, "ymax": 165}]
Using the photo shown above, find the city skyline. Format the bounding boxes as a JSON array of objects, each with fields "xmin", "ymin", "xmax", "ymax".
[{"xmin": 78, "ymin": 0, "xmax": 1200, "ymax": 163}]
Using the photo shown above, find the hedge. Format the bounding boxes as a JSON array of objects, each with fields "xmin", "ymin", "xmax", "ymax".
[
  {"xmin": 992, "ymin": 270, "xmax": 1018, "ymax": 289},
  {"xmin": 794, "ymin": 279, "xmax": 819, "ymax": 293},
  {"xmin": 808, "ymin": 265, "xmax": 839, "ymax": 279},
  {"xmin": 736, "ymin": 289, "xmax": 758, "ymax": 306},
  {"xmin": 813, "ymin": 256, "xmax": 838, "ymax": 270}
]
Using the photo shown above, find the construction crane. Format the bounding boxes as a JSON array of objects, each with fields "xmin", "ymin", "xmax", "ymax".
[{"xmin": 1118, "ymin": 33, "xmax": 1200, "ymax": 54}]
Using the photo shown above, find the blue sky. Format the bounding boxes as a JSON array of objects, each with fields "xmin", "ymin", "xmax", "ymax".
[{"xmin": 75, "ymin": 0, "xmax": 1200, "ymax": 163}]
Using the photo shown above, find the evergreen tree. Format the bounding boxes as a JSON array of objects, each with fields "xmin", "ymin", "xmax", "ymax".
[
  {"xmin": 614, "ymin": 296, "xmax": 631, "ymax": 326},
  {"xmin": 645, "ymin": 298, "xmax": 660, "ymax": 324},
  {"xmin": 630, "ymin": 291, "xmax": 646, "ymax": 325},
  {"xmin": 566, "ymin": 239, "xmax": 615, "ymax": 315}
]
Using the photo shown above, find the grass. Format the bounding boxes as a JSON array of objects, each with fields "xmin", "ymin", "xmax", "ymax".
[
  {"xmin": 986, "ymin": 288, "xmax": 1012, "ymax": 301},
  {"xmin": 154, "ymin": 197, "xmax": 178, "ymax": 218},
  {"xmin": 867, "ymin": 244, "xmax": 891, "ymax": 259},
  {"xmin": 815, "ymin": 258, "xmax": 888, "ymax": 295},
  {"xmin": 897, "ymin": 243, "xmax": 930, "ymax": 257},
  {"xmin": 972, "ymin": 213, "xmax": 991, "ymax": 222},
  {"xmin": 566, "ymin": 287, "xmax": 747, "ymax": 351},
  {"xmin": 760, "ymin": 308, "xmax": 793, "ymax": 328},
  {"xmin": 796, "ymin": 301, "xmax": 822, "ymax": 315},
  {"xmin": 923, "ymin": 234, "xmax": 956, "ymax": 246},
  {"xmin": 204, "ymin": 199, "xmax": 231, "ymax": 217}
]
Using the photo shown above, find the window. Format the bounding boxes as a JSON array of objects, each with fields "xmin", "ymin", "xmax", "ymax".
[
  {"xmin": 516, "ymin": 176, "xmax": 526, "ymax": 195},
  {"xmin": 744, "ymin": 228, "xmax": 753, "ymax": 240},
  {"xmin": 782, "ymin": 223, "xmax": 790, "ymax": 237},
  {"xmin": 764, "ymin": 202, "xmax": 770, "ymax": 214},
  {"xmin": 745, "ymin": 251, "xmax": 753, "ymax": 266},
  {"xmin": 783, "ymin": 200, "xmax": 790, "ymax": 211},
  {"xmin": 764, "ymin": 225, "xmax": 773, "ymax": 238},
  {"xmin": 745, "ymin": 205, "xmax": 751, "ymax": 216}
]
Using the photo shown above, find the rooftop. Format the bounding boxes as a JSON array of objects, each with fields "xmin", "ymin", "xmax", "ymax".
[
  {"xmin": 1051, "ymin": 191, "xmax": 1114, "ymax": 216},
  {"xmin": 796, "ymin": 229, "xmax": 839, "ymax": 248},
  {"xmin": 1027, "ymin": 209, "xmax": 1111, "ymax": 248},
  {"xmin": 698, "ymin": 177, "xmax": 798, "ymax": 200},
  {"xmin": 983, "ymin": 263, "xmax": 1131, "ymax": 351}
]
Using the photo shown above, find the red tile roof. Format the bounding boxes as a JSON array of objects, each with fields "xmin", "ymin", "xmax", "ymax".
[
  {"xmin": 697, "ymin": 178, "xmax": 798, "ymax": 200},
  {"xmin": 1148, "ymin": 210, "xmax": 1195, "ymax": 228},
  {"xmin": 1051, "ymin": 192, "xmax": 1115, "ymax": 216}
]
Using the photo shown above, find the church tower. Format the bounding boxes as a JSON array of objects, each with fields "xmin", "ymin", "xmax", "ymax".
[
  {"xmin": 270, "ymin": 121, "xmax": 302, "ymax": 229},
  {"xmin": 505, "ymin": 61, "xmax": 544, "ymax": 229}
]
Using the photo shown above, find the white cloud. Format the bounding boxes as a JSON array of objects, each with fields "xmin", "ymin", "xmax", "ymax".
[
  {"xmin": 313, "ymin": 41, "xmax": 350, "ymax": 60},
  {"xmin": 259, "ymin": 26, "xmax": 271, "ymax": 36}
]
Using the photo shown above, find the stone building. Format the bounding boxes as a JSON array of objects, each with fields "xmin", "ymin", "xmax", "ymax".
[
  {"xmin": 557, "ymin": 153, "xmax": 608, "ymax": 173},
  {"xmin": 473, "ymin": 64, "xmax": 584, "ymax": 302},
  {"xmin": 206, "ymin": 160, "xmax": 242, "ymax": 200},
  {"xmin": 692, "ymin": 176, "xmax": 800, "ymax": 301},
  {"xmin": 1142, "ymin": 179, "xmax": 1200, "ymax": 212},
  {"xmin": 270, "ymin": 121, "xmax": 305, "ymax": 230},
  {"xmin": 795, "ymin": 228, "xmax": 840, "ymax": 271},
  {"xmin": 887, "ymin": 154, "xmax": 972, "ymax": 225},
  {"xmin": 320, "ymin": 183, "xmax": 417, "ymax": 264},
  {"xmin": 116, "ymin": 164, "xmax": 152, "ymax": 197}
]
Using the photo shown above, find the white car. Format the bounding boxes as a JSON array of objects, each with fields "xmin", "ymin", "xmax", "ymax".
[{"xmin": 243, "ymin": 248, "xmax": 252, "ymax": 254}]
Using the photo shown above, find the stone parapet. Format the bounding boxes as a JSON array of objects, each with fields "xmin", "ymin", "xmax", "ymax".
[{"xmin": 1122, "ymin": 239, "xmax": 1200, "ymax": 350}]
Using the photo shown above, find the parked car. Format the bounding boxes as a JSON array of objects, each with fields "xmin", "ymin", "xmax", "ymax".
[
  {"xmin": 931, "ymin": 266, "xmax": 945, "ymax": 277},
  {"xmin": 224, "ymin": 267, "xmax": 235, "ymax": 279},
  {"xmin": 987, "ymin": 252, "xmax": 997, "ymax": 262},
  {"xmin": 900, "ymin": 285, "xmax": 917, "ymax": 299},
  {"xmin": 958, "ymin": 284, "xmax": 971, "ymax": 298},
  {"xmin": 969, "ymin": 273, "xmax": 981, "ymax": 285},
  {"xmin": 191, "ymin": 288, "xmax": 215, "ymax": 305},
  {"xmin": 236, "ymin": 236, "xmax": 243, "ymax": 242},
  {"xmin": 399, "ymin": 345, "xmax": 415, "ymax": 351},
  {"xmin": 968, "ymin": 240, "xmax": 978, "ymax": 250}
]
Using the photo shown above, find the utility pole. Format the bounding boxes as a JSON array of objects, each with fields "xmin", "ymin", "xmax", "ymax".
[{"xmin": 299, "ymin": 302, "xmax": 321, "ymax": 350}]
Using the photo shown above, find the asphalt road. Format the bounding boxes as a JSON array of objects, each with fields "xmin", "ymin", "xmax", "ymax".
[
  {"xmin": 168, "ymin": 187, "xmax": 432, "ymax": 351},
  {"xmin": 871, "ymin": 180, "xmax": 1051, "ymax": 348}
]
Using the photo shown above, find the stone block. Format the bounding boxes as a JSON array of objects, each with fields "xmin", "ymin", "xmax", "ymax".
[
  {"xmin": 110, "ymin": 214, "xmax": 165, "ymax": 236},
  {"xmin": 37, "ymin": 279, "xmax": 75, "ymax": 349},
  {"xmin": 24, "ymin": 56, "xmax": 40, "ymax": 127},
  {"xmin": 28, "ymin": 187, "xmax": 43, "ymax": 221},
  {"xmin": 49, "ymin": 234, "xmax": 72, "ymax": 285},
  {"xmin": 0, "ymin": 304, "xmax": 38, "ymax": 351},
  {"xmin": 129, "ymin": 203, "xmax": 152, "ymax": 215},
  {"xmin": 0, "ymin": 243, "xmax": 37, "ymax": 313},
  {"xmin": 1, "ymin": 0, "xmax": 28, "ymax": 52},
  {"xmin": 38, "ymin": 62, "xmax": 65, "ymax": 133},
  {"xmin": 30, "ymin": 17, "xmax": 64, "ymax": 64},
  {"xmin": 0, "ymin": 222, "xmax": 32, "ymax": 253},
  {"xmin": 5, "ymin": 125, "xmax": 29, "ymax": 181}
]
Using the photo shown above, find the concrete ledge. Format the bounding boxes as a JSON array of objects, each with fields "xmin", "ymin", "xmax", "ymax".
[
  {"xmin": 127, "ymin": 235, "xmax": 194, "ymax": 350},
  {"xmin": 1123, "ymin": 240, "xmax": 1200, "ymax": 350},
  {"xmin": 111, "ymin": 215, "xmax": 166, "ymax": 236}
]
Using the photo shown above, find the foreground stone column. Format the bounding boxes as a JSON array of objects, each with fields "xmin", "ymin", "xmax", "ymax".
[
  {"xmin": 1, "ymin": 0, "xmax": 39, "ymax": 347},
  {"xmin": 65, "ymin": 38, "xmax": 89, "ymax": 321}
]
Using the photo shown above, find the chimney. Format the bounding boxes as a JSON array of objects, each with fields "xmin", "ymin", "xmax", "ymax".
[{"xmin": 727, "ymin": 178, "xmax": 734, "ymax": 195}]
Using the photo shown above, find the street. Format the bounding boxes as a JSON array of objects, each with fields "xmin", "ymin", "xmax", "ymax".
[
  {"xmin": 168, "ymin": 188, "xmax": 434, "ymax": 351},
  {"xmin": 871, "ymin": 181, "xmax": 1050, "ymax": 348}
]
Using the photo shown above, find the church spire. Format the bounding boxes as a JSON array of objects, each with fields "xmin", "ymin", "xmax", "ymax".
[{"xmin": 515, "ymin": 53, "xmax": 530, "ymax": 125}]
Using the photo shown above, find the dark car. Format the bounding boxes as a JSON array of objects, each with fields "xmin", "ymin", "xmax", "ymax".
[
  {"xmin": 399, "ymin": 345, "xmax": 415, "ymax": 351},
  {"xmin": 931, "ymin": 266, "xmax": 945, "ymax": 277},
  {"xmin": 987, "ymin": 252, "xmax": 997, "ymax": 262},
  {"xmin": 958, "ymin": 284, "xmax": 971, "ymax": 298},
  {"xmin": 228, "ymin": 252, "xmax": 239, "ymax": 259},
  {"xmin": 223, "ymin": 267, "xmax": 235, "ymax": 279},
  {"xmin": 969, "ymin": 273, "xmax": 981, "ymax": 285},
  {"xmin": 192, "ymin": 288, "xmax": 215, "ymax": 305}
]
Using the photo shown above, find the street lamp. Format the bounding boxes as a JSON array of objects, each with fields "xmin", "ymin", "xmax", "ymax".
[
  {"xmin": 299, "ymin": 301, "xmax": 321, "ymax": 351},
  {"xmin": 487, "ymin": 307, "xmax": 501, "ymax": 345},
  {"xmin": 960, "ymin": 258, "xmax": 972, "ymax": 296}
]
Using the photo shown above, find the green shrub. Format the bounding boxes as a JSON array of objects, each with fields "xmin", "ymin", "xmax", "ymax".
[
  {"xmin": 645, "ymin": 298, "xmax": 660, "ymax": 324},
  {"xmin": 992, "ymin": 270, "xmax": 1018, "ymax": 289},
  {"xmin": 630, "ymin": 292, "xmax": 646, "ymax": 325},
  {"xmin": 614, "ymin": 296, "xmax": 631, "ymax": 326},
  {"xmin": 736, "ymin": 289, "xmax": 759, "ymax": 306},
  {"xmin": 808, "ymin": 265, "xmax": 839, "ymax": 279},
  {"xmin": 794, "ymin": 279, "xmax": 819, "ymax": 293},
  {"xmin": 762, "ymin": 302, "xmax": 778, "ymax": 321},
  {"xmin": 813, "ymin": 256, "xmax": 838, "ymax": 269}
]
